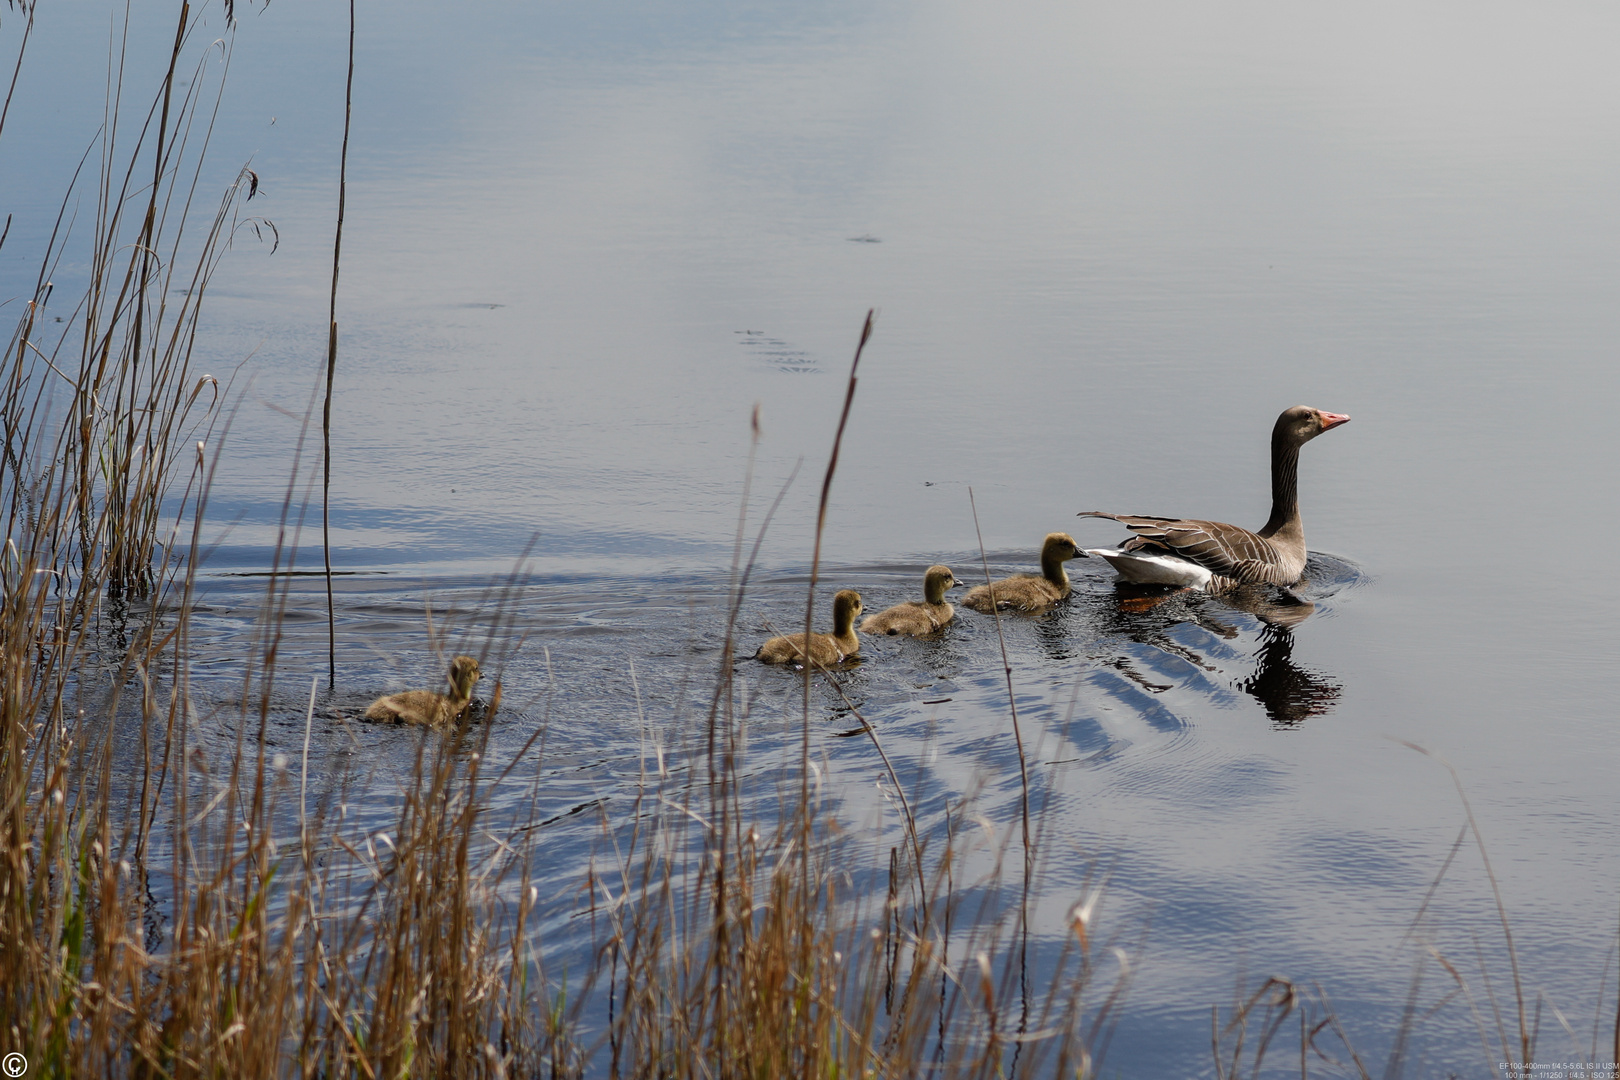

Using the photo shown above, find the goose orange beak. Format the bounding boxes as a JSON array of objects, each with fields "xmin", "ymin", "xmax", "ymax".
[{"xmin": 1319, "ymin": 411, "xmax": 1350, "ymax": 430}]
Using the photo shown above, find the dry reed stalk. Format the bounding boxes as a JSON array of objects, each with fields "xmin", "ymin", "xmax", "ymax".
[
  {"xmin": 786, "ymin": 309, "xmax": 871, "ymax": 1066},
  {"xmin": 799, "ymin": 310, "xmax": 873, "ymax": 770},
  {"xmin": 322, "ymin": 0, "xmax": 355, "ymax": 688},
  {"xmin": 0, "ymin": 0, "xmax": 36, "ymax": 182}
]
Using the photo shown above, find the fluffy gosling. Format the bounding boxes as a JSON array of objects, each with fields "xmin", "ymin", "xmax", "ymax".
[
  {"xmin": 364, "ymin": 654, "xmax": 482, "ymax": 726},
  {"xmin": 756, "ymin": 589, "xmax": 863, "ymax": 666},
  {"xmin": 962, "ymin": 533, "xmax": 1083, "ymax": 613},
  {"xmin": 860, "ymin": 565, "xmax": 959, "ymax": 637}
]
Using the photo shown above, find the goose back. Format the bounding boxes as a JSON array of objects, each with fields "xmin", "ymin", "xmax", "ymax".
[
  {"xmin": 757, "ymin": 589, "xmax": 864, "ymax": 666},
  {"xmin": 962, "ymin": 534, "xmax": 1081, "ymax": 613},
  {"xmin": 365, "ymin": 654, "xmax": 482, "ymax": 726},
  {"xmin": 862, "ymin": 565, "xmax": 957, "ymax": 637},
  {"xmin": 1080, "ymin": 512, "xmax": 1305, "ymax": 587}
]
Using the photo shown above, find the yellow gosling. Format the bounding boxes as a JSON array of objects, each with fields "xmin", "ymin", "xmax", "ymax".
[
  {"xmin": 756, "ymin": 589, "xmax": 863, "ymax": 666},
  {"xmin": 962, "ymin": 533, "xmax": 1083, "ymax": 613},
  {"xmin": 364, "ymin": 654, "xmax": 482, "ymax": 726},
  {"xmin": 860, "ymin": 565, "xmax": 959, "ymax": 637}
]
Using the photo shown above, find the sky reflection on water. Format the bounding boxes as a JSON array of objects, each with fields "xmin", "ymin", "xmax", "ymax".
[{"xmin": 5, "ymin": 0, "xmax": 1620, "ymax": 1072}]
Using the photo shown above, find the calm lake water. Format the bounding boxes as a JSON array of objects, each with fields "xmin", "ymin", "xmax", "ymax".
[{"xmin": 5, "ymin": 0, "xmax": 1620, "ymax": 1073}]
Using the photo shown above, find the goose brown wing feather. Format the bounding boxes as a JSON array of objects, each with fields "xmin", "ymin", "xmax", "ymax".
[{"xmin": 1083, "ymin": 511, "xmax": 1288, "ymax": 583}]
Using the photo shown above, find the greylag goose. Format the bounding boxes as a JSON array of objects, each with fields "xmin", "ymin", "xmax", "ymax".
[
  {"xmin": 756, "ymin": 589, "xmax": 864, "ymax": 666},
  {"xmin": 860, "ymin": 565, "xmax": 960, "ymax": 636},
  {"xmin": 1080, "ymin": 405, "xmax": 1349, "ymax": 590},
  {"xmin": 962, "ymin": 533, "xmax": 1083, "ymax": 613},
  {"xmin": 364, "ymin": 654, "xmax": 482, "ymax": 726}
]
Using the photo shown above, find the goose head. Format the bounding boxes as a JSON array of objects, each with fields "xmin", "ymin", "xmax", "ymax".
[
  {"xmin": 1041, "ymin": 533, "xmax": 1083, "ymax": 561},
  {"xmin": 923, "ymin": 565, "xmax": 959, "ymax": 604},
  {"xmin": 447, "ymin": 655, "xmax": 482, "ymax": 699},
  {"xmin": 1039, "ymin": 532, "xmax": 1084, "ymax": 584},
  {"xmin": 1275, "ymin": 406, "xmax": 1351, "ymax": 449},
  {"xmin": 831, "ymin": 589, "xmax": 864, "ymax": 633}
]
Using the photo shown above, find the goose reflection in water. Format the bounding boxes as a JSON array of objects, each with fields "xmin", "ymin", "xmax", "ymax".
[
  {"xmin": 1091, "ymin": 581, "xmax": 1343, "ymax": 725},
  {"xmin": 1205, "ymin": 582, "xmax": 1342, "ymax": 724},
  {"xmin": 1239, "ymin": 622, "xmax": 1341, "ymax": 726}
]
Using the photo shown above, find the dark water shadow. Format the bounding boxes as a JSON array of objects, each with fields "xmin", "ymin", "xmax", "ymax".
[
  {"xmin": 1237, "ymin": 622, "xmax": 1342, "ymax": 726},
  {"xmin": 1081, "ymin": 553, "xmax": 1362, "ymax": 726}
]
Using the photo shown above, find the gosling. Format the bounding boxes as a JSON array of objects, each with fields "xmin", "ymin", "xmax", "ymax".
[
  {"xmin": 756, "ymin": 589, "xmax": 863, "ymax": 666},
  {"xmin": 860, "ymin": 565, "xmax": 959, "ymax": 637},
  {"xmin": 962, "ymin": 533, "xmax": 1083, "ymax": 613},
  {"xmin": 364, "ymin": 654, "xmax": 482, "ymax": 726}
]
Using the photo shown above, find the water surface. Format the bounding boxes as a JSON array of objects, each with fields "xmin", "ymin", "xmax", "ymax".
[{"xmin": 5, "ymin": 0, "xmax": 1619, "ymax": 1072}]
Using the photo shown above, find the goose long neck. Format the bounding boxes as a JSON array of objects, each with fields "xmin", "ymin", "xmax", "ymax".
[
  {"xmin": 1040, "ymin": 547, "xmax": 1070, "ymax": 589},
  {"xmin": 924, "ymin": 576, "xmax": 947, "ymax": 604},
  {"xmin": 1259, "ymin": 437, "xmax": 1301, "ymax": 540},
  {"xmin": 833, "ymin": 604, "xmax": 855, "ymax": 636}
]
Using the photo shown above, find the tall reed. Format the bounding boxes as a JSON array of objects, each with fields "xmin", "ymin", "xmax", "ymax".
[
  {"xmin": 321, "ymin": 0, "xmax": 355, "ymax": 686},
  {"xmin": 3, "ymin": 1, "xmax": 256, "ymax": 601}
]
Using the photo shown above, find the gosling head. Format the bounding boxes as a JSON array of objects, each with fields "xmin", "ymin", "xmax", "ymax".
[
  {"xmin": 1274, "ymin": 405, "xmax": 1351, "ymax": 449},
  {"xmin": 832, "ymin": 589, "xmax": 863, "ymax": 630},
  {"xmin": 447, "ymin": 655, "xmax": 482, "ymax": 698},
  {"xmin": 1041, "ymin": 533, "xmax": 1082, "ymax": 561},
  {"xmin": 923, "ymin": 565, "xmax": 958, "ymax": 604}
]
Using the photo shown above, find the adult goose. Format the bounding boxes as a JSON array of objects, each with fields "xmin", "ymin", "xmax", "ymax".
[
  {"xmin": 364, "ymin": 654, "xmax": 482, "ymax": 726},
  {"xmin": 861, "ymin": 565, "xmax": 959, "ymax": 637},
  {"xmin": 1079, "ymin": 405, "xmax": 1349, "ymax": 591},
  {"xmin": 962, "ymin": 533, "xmax": 1083, "ymax": 613},
  {"xmin": 756, "ymin": 589, "xmax": 864, "ymax": 666}
]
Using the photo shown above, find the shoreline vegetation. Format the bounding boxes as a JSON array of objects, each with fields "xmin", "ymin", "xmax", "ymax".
[{"xmin": 1, "ymin": 3, "xmax": 1612, "ymax": 1076}]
